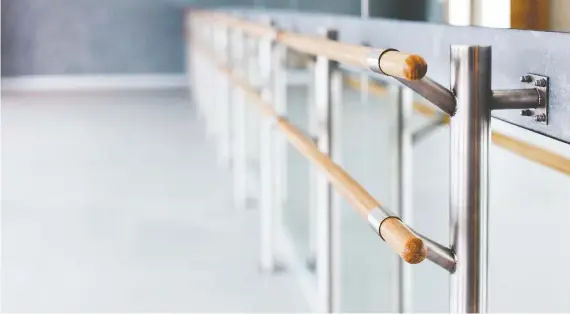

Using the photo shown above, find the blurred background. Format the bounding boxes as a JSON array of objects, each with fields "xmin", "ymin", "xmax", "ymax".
[{"xmin": 2, "ymin": 0, "xmax": 570, "ymax": 312}]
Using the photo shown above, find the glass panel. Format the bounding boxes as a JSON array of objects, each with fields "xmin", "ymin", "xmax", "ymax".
[
  {"xmin": 406, "ymin": 95, "xmax": 449, "ymax": 312},
  {"xmin": 487, "ymin": 123, "xmax": 570, "ymax": 312},
  {"xmin": 281, "ymin": 48, "xmax": 317, "ymax": 279},
  {"xmin": 335, "ymin": 71, "xmax": 399, "ymax": 312}
]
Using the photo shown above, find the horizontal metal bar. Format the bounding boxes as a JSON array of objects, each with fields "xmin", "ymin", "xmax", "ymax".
[
  {"xmin": 395, "ymin": 77, "xmax": 457, "ymax": 116},
  {"xmin": 492, "ymin": 89, "xmax": 540, "ymax": 110},
  {"xmin": 411, "ymin": 228, "xmax": 456, "ymax": 273}
]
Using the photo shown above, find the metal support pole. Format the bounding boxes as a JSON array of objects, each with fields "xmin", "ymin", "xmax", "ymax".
[
  {"xmin": 315, "ymin": 28, "xmax": 338, "ymax": 313},
  {"xmin": 449, "ymin": 45, "xmax": 491, "ymax": 313},
  {"xmin": 243, "ymin": 36, "xmax": 262, "ymax": 205},
  {"xmin": 361, "ymin": 0, "xmax": 370, "ymax": 18},
  {"xmin": 259, "ymin": 21, "xmax": 277, "ymax": 272},
  {"xmin": 217, "ymin": 25, "xmax": 232, "ymax": 168},
  {"xmin": 211, "ymin": 24, "xmax": 225, "ymax": 145},
  {"xmin": 307, "ymin": 59, "xmax": 318, "ymax": 272},
  {"xmin": 231, "ymin": 29, "xmax": 248, "ymax": 210},
  {"xmin": 277, "ymin": 47, "xmax": 288, "ymax": 204},
  {"xmin": 394, "ymin": 86, "xmax": 415, "ymax": 313},
  {"xmin": 272, "ymin": 40, "xmax": 286, "ymax": 238},
  {"xmin": 205, "ymin": 24, "xmax": 216, "ymax": 140},
  {"xmin": 202, "ymin": 23, "xmax": 211, "ymax": 121}
]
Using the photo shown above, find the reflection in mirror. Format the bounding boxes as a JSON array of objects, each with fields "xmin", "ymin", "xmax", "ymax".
[{"xmin": 252, "ymin": 0, "xmax": 569, "ymax": 32}]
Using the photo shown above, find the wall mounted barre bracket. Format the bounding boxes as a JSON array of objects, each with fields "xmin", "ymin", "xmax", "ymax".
[
  {"xmin": 491, "ymin": 73, "xmax": 549, "ymax": 124},
  {"xmin": 395, "ymin": 76, "xmax": 457, "ymax": 116},
  {"xmin": 411, "ymin": 228, "xmax": 457, "ymax": 273}
]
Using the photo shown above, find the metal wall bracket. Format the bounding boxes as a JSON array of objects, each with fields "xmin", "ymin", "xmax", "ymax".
[{"xmin": 520, "ymin": 73, "xmax": 549, "ymax": 125}]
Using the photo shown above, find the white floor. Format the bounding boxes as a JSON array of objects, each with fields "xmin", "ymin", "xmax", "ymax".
[{"xmin": 1, "ymin": 89, "xmax": 308, "ymax": 312}]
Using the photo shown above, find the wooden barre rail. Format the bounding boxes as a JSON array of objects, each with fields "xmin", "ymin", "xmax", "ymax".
[
  {"xmin": 191, "ymin": 40, "xmax": 427, "ymax": 264},
  {"xmin": 345, "ymin": 76, "xmax": 570, "ymax": 176},
  {"xmin": 189, "ymin": 10, "xmax": 427, "ymax": 81}
]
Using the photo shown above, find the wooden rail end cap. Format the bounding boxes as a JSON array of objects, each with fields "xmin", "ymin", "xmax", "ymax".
[
  {"xmin": 380, "ymin": 217, "xmax": 427, "ymax": 264},
  {"xmin": 377, "ymin": 50, "xmax": 428, "ymax": 81},
  {"xmin": 405, "ymin": 54, "xmax": 428, "ymax": 81},
  {"xmin": 404, "ymin": 55, "xmax": 427, "ymax": 80},
  {"xmin": 402, "ymin": 236, "xmax": 427, "ymax": 264}
]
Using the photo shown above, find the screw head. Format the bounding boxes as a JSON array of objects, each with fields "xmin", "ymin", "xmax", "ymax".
[
  {"xmin": 533, "ymin": 113, "xmax": 547, "ymax": 122},
  {"xmin": 534, "ymin": 79, "xmax": 547, "ymax": 87},
  {"xmin": 520, "ymin": 75, "xmax": 532, "ymax": 83},
  {"xmin": 520, "ymin": 109, "xmax": 533, "ymax": 116}
]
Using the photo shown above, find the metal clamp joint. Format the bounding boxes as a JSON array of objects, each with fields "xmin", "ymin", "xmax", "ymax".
[
  {"xmin": 367, "ymin": 48, "xmax": 400, "ymax": 76},
  {"xmin": 367, "ymin": 206, "xmax": 399, "ymax": 240}
]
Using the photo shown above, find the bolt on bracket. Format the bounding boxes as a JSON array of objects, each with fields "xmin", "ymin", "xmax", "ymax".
[
  {"xmin": 520, "ymin": 73, "xmax": 549, "ymax": 125},
  {"xmin": 492, "ymin": 73, "xmax": 550, "ymax": 125}
]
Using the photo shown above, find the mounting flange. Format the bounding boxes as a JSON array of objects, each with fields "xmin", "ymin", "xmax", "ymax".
[{"xmin": 520, "ymin": 73, "xmax": 549, "ymax": 125}]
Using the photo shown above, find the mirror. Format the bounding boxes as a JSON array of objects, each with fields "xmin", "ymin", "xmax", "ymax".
[{"xmin": 252, "ymin": 0, "xmax": 569, "ymax": 32}]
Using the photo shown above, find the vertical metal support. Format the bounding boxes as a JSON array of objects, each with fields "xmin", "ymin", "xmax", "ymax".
[
  {"xmin": 394, "ymin": 86, "xmax": 416, "ymax": 313},
  {"xmin": 205, "ymin": 24, "xmax": 216, "ymax": 139},
  {"xmin": 259, "ymin": 20, "xmax": 277, "ymax": 272},
  {"xmin": 217, "ymin": 25, "xmax": 232, "ymax": 168},
  {"xmin": 231, "ymin": 29, "xmax": 247, "ymax": 210},
  {"xmin": 244, "ymin": 36, "xmax": 260, "ymax": 203},
  {"xmin": 361, "ymin": 0, "xmax": 370, "ymax": 18},
  {"xmin": 315, "ymin": 28, "xmax": 338, "ymax": 313},
  {"xmin": 330, "ymin": 67, "xmax": 343, "ymax": 312},
  {"xmin": 359, "ymin": 43, "xmax": 370, "ymax": 105},
  {"xmin": 272, "ymin": 40, "xmax": 286, "ymax": 241},
  {"xmin": 307, "ymin": 59, "xmax": 318, "ymax": 272},
  {"xmin": 449, "ymin": 45, "xmax": 491, "ymax": 313},
  {"xmin": 277, "ymin": 47, "xmax": 288, "ymax": 204},
  {"xmin": 185, "ymin": 18, "xmax": 195, "ymax": 112},
  {"xmin": 202, "ymin": 23, "xmax": 211, "ymax": 122}
]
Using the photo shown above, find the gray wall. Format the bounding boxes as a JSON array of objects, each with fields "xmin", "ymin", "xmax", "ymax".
[
  {"xmin": 0, "ymin": 0, "xmax": 442, "ymax": 77},
  {"xmin": 1, "ymin": 0, "xmax": 185, "ymax": 76}
]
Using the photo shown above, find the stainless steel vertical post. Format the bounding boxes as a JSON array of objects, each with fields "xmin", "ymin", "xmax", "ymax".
[
  {"xmin": 307, "ymin": 59, "xmax": 318, "ymax": 272},
  {"xmin": 277, "ymin": 47, "xmax": 288, "ymax": 204},
  {"xmin": 218, "ymin": 25, "xmax": 231, "ymax": 168},
  {"xmin": 361, "ymin": 0, "xmax": 370, "ymax": 18},
  {"xmin": 245, "ymin": 36, "xmax": 261, "ymax": 204},
  {"xmin": 315, "ymin": 28, "xmax": 338, "ymax": 313},
  {"xmin": 394, "ymin": 86, "xmax": 415, "ymax": 313},
  {"xmin": 271, "ymin": 39, "xmax": 286, "ymax": 240},
  {"xmin": 449, "ymin": 45, "xmax": 491, "ymax": 313},
  {"xmin": 259, "ymin": 21, "xmax": 277, "ymax": 272},
  {"xmin": 231, "ymin": 29, "xmax": 247, "ymax": 210},
  {"xmin": 205, "ymin": 24, "xmax": 216, "ymax": 139}
]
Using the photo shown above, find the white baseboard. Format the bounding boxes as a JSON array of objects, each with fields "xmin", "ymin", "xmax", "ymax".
[{"xmin": 1, "ymin": 74, "xmax": 188, "ymax": 92}]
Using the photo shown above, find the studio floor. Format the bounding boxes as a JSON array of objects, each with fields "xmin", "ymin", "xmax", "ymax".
[{"xmin": 0, "ymin": 88, "xmax": 308, "ymax": 312}]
